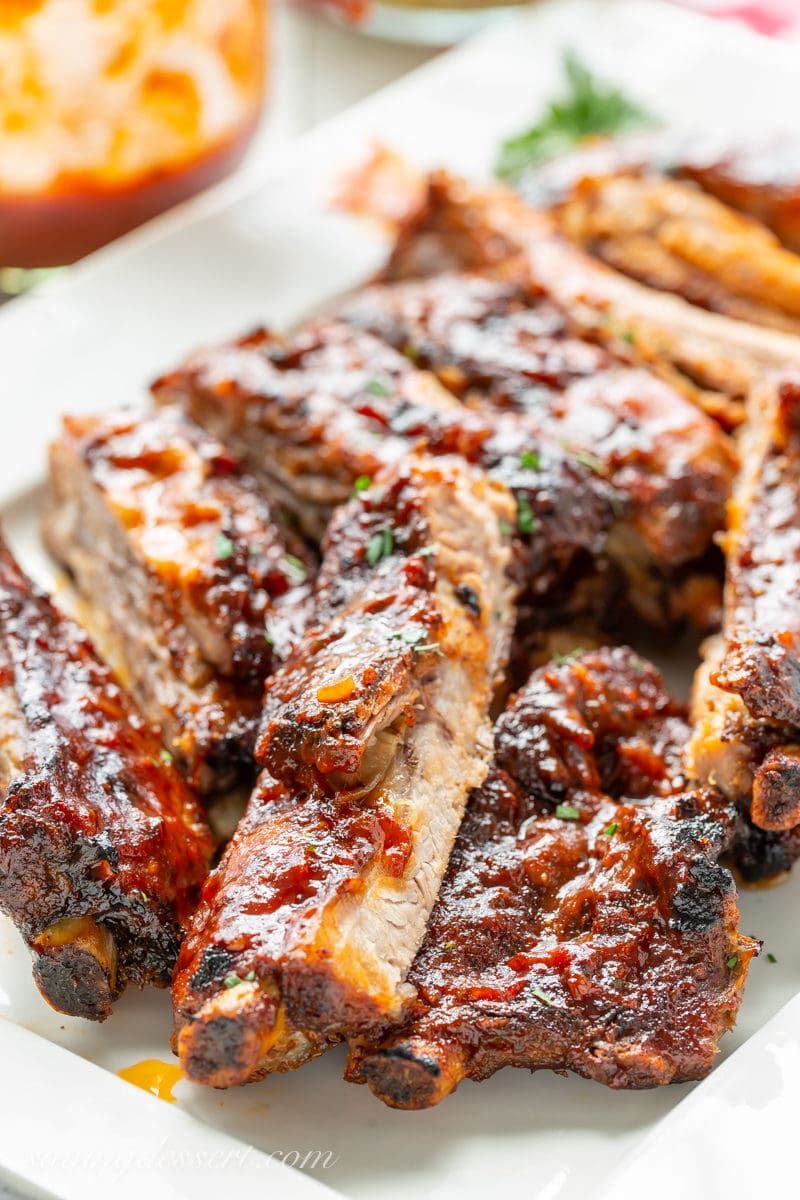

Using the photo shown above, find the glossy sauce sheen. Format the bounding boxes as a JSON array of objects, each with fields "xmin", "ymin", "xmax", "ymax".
[
  {"xmin": 172, "ymin": 454, "xmax": 516, "ymax": 1087},
  {"xmin": 44, "ymin": 407, "xmax": 313, "ymax": 789},
  {"xmin": 0, "ymin": 538, "xmax": 213, "ymax": 1019},
  {"xmin": 347, "ymin": 648, "xmax": 754, "ymax": 1109}
]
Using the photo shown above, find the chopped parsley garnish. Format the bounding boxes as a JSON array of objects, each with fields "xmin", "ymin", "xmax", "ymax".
[
  {"xmin": 516, "ymin": 493, "xmax": 538, "ymax": 536},
  {"xmin": 214, "ymin": 532, "xmax": 235, "ymax": 560},
  {"xmin": 531, "ymin": 986, "xmax": 555, "ymax": 1007},
  {"xmin": 366, "ymin": 527, "xmax": 394, "ymax": 566},
  {"xmin": 414, "ymin": 641, "xmax": 444, "ymax": 656},
  {"xmin": 282, "ymin": 554, "xmax": 308, "ymax": 584},
  {"xmin": 353, "ymin": 475, "xmax": 372, "ymax": 494},
  {"xmin": 159, "ymin": 748, "xmax": 174, "ymax": 766},
  {"xmin": 555, "ymin": 804, "xmax": 581, "ymax": 821},
  {"xmin": 554, "ymin": 647, "xmax": 584, "ymax": 665},
  {"xmin": 573, "ymin": 449, "xmax": 607, "ymax": 476},
  {"xmin": 603, "ymin": 821, "xmax": 619, "ymax": 837},
  {"xmin": 520, "ymin": 450, "xmax": 541, "ymax": 471},
  {"xmin": 135, "ymin": 890, "xmax": 149, "ymax": 903},
  {"xmin": 495, "ymin": 50, "xmax": 654, "ymax": 182},
  {"xmin": 725, "ymin": 954, "xmax": 739, "ymax": 971},
  {"xmin": 244, "ymin": 970, "xmax": 256, "ymax": 982},
  {"xmin": 767, "ymin": 952, "xmax": 778, "ymax": 964},
  {"xmin": 387, "ymin": 628, "xmax": 426, "ymax": 645},
  {"xmin": 224, "ymin": 973, "xmax": 243, "ymax": 989},
  {"xmin": 366, "ymin": 378, "xmax": 392, "ymax": 397}
]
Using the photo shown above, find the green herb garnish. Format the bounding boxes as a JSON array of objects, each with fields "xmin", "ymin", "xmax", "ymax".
[
  {"xmin": 574, "ymin": 449, "xmax": 607, "ymax": 476},
  {"xmin": 366, "ymin": 378, "xmax": 392, "ymax": 397},
  {"xmin": 224, "ymin": 973, "xmax": 243, "ymax": 989},
  {"xmin": 532, "ymin": 986, "xmax": 555, "ymax": 1006},
  {"xmin": 387, "ymin": 628, "xmax": 426, "ymax": 646},
  {"xmin": 555, "ymin": 804, "xmax": 581, "ymax": 821},
  {"xmin": 366, "ymin": 528, "xmax": 394, "ymax": 566},
  {"xmin": 520, "ymin": 450, "xmax": 541, "ymax": 471},
  {"xmin": 282, "ymin": 554, "xmax": 308, "ymax": 584},
  {"xmin": 516, "ymin": 493, "xmax": 538, "ymax": 536},
  {"xmin": 413, "ymin": 641, "xmax": 444, "ymax": 656},
  {"xmin": 554, "ymin": 647, "xmax": 584, "ymax": 665},
  {"xmin": 244, "ymin": 970, "xmax": 256, "ymax": 982},
  {"xmin": 353, "ymin": 475, "xmax": 372, "ymax": 494},
  {"xmin": 498, "ymin": 516, "xmax": 514, "ymax": 537},
  {"xmin": 604, "ymin": 822, "xmax": 619, "ymax": 837},
  {"xmin": 767, "ymin": 952, "xmax": 777, "ymax": 964},
  {"xmin": 214, "ymin": 532, "xmax": 235, "ymax": 560},
  {"xmin": 726, "ymin": 954, "xmax": 739, "ymax": 971},
  {"xmin": 495, "ymin": 50, "xmax": 654, "ymax": 182},
  {"xmin": 159, "ymin": 748, "xmax": 174, "ymax": 766}
]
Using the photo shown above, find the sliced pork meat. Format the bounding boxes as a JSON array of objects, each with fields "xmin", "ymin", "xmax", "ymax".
[
  {"xmin": 171, "ymin": 454, "xmax": 517, "ymax": 1086},
  {"xmin": 0, "ymin": 537, "xmax": 213, "ymax": 1020},
  {"xmin": 347, "ymin": 647, "xmax": 754, "ymax": 1108},
  {"xmin": 689, "ymin": 375, "xmax": 800, "ymax": 835},
  {"xmin": 44, "ymin": 407, "xmax": 313, "ymax": 791}
]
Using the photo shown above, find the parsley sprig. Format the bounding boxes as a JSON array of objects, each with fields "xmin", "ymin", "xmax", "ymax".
[{"xmin": 495, "ymin": 51, "xmax": 654, "ymax": 183}]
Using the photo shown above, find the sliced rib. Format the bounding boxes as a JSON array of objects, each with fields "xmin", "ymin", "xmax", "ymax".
[
  {"xmin": 153, "ymin": 306, "xmax": 732, "ymax": 632},
  {"xmin": 172, "ymin": 454, "xmax": 517, "ymax": 1086},
  {"xmin": 0, "ymin": 536, "xmax": 213, "ymax": 1020},
  {"xmin": 689, "ymin": 375, "xmax": 800, "ymax": 835},
  {"xmin": 347, "ymin": 647, "xmax": 755, "ymax": 1109},
  {"xmin": 552, "ymin": 172, "xmax": 800, "ymax": 334},
  {"xmin": 44, "ymin": 407, "xmax": 313, "ymax": 791},
  {"xmin": 340, "ymin": 152, "xmax": 800, "ymax": 428}
]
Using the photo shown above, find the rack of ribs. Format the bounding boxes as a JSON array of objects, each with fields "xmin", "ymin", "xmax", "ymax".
[
  {"xmin": 342, "ymin": 151, "xmax": 800, "ymax": 428},
  {"xmin": 516, "ymin": 132, "xmax": 800, "ymax": 254},
  {"xmin": 335, "ymin": 270, "xmax": 736, "ymax": 624},
  {"xmin": 153, "ymin": 301, "xmax": 734, "ymax": 633},
  {"xmin": 0, "ymin": 537, "xmax": 213, "ymax": 1020},
  {"xmin": 172, "ymin": 453, "xmax": 518, "ymax": 1086},
  {"xmin": 153, "ymin": 318, "xmax": 622, "ymax": 619},
  {"xmin": 346, "ymin": 647, "xmax": 755, "ymax": 1109},
  {"xmin": 550, "ymin": 172, "xmax": 800, "ymax": 334},
  {"xmin": 689, "ymin": 375, "xmax": 800, "ymax": 851},
  {"xmin": 43, "ymin": 406, "xmax": 313, "ymax": 792}
]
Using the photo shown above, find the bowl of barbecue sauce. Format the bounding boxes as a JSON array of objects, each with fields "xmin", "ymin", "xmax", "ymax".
[{"xmin": 0, "ymin": 0, "xmax": 267, "ymax": 269}]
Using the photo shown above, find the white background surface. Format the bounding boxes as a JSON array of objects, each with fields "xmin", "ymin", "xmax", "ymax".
[{"xmin": 3, "ymin": 3, "xmax": 800, "ymax": 1198}]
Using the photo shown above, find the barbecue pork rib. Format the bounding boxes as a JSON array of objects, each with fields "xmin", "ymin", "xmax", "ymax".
[
  {"xmin": 172, "ymin": 453, "xmax": 517, "ymax": 1086},
  {"xmin": 153, "ymin": 305, "xmax": 733, "ymax": 633},
  {"xmin": 551, "ymin": 172, "xmax": 800, "ymax": 334},
  {"xmin": 335, "ymin": 270, "xmax": 736, "ymax": 587},
  {"xmin": 343, "ymin": 153, "xmax": 800, "ymax": 428},
  {"xmin": 43, "ymin": 407, "xmax": 312, "ymax": 792},
  {"xmin": 516, "ymin": 132, "xmax": 800, "ymax": 254},
  {"xmin": 347, "ymin": 647, "xmax": 754, "ymax": 1109},
  {"xmin": 0, "ymin": 537, "xmax": 213, "ymax": 1020},
  {"xmin": 689, "ymin": 375, "xmax": 800, "ymax": 841}
]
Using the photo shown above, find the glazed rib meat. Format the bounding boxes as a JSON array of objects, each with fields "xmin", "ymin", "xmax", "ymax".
[
  {"xmin": 689, "ymin": 375, "xmax": 800, "ymax": 841},
  {"xmin": 517, "ymin": 132, "xmax": 800, "ymax": 254},
  {"xmin": 44, "ymin": 407, "xmax": 313, "ymax": 791},
  {"xmin": 348, "ymin": 154, "xmax": 800, "ymax": 428},
  {"xmin": 153, "ymin": 317, "xmax": 621, "ymax": 618},
  {"xmin": 336, "ymin": 270, "xmax": 737, "ymax": 588},
  {"xmin": 552, "ymin": 172, "xmax": 800, "ymax": 334},
  {"xmin": 172, "ymin": 454, "xmax": 517, "ymax": 1086},
  {"xmin": 0, "ymin": 537, "xmax": 213, "ymax": 1020},
  {"xmin": 154, "ymin": 296, "xmax": 734, "ymax": 632},
  {"xmin": 347, "ymin": 647, "xmax": 754, "ymax": 1109}
]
